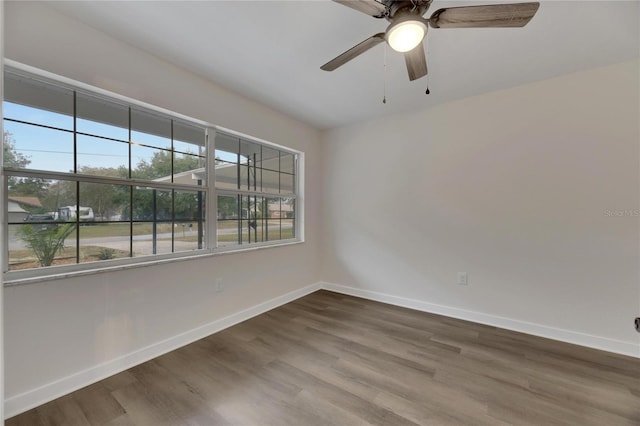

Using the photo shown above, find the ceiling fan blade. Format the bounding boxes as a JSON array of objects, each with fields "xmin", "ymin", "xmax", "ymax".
[
  {"xmin": 404, "ymin": 42, "xmax": 428, "ymax": 81},
  {"xmin": 333, "ymin": 0, "xmax": 387, "ymax": 17},
  {"xmin": 429, "ymin": 2, "xmax": 540, "ymax": 29},
  {"xmin": 321, "ymin": 33, "xmax": 385, "ymax": 72}
]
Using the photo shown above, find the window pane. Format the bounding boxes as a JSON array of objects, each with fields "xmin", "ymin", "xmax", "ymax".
[
  {"xmin": 262, "ymin": 169, "xmax": 279, "ymax": 194},
  {"xmin": 79, "ymin": 182, "xmax": 129, "ymax": 221},
  {"xmin": 4, "ymin": 72, "xmax": 74, "ymax": 130},
  {"xmin": 240, "ymin": 140, "xmax": 260, "ymax": 166},
  {"xmin": 174, "ymin": 121, "xmax": 205, "ymax": 154},
  {"xmin": 8, "ymin": 177, "xmax": 79, "ymax": 224},
  {"xmin": 174, "ymin": 153, "xmax": 205, "ymax": 186},
  {"xmin": 77, "ymin": 135, "xmax": 129, "ymax": 174},
  {"xmin": 174, "ymin": 223, "xmax": 195, "ymax": 252},
  {"xmin": 215, "ymin": 161, "xmax": 238, "ymax": 190},
  {"xmin": 239, "ymin": 163, "xmax": 260, "ymax": 191},
  {"xmin": 217, "ymin": 195, "xmax": 238, "ymax": 220},
  {"xmin": 76, "ymin": 93, "xmax": 128, "ymax": 141},
  {"xmin": 174, "ymin": 183, "xmax": 206, "ymax": 251},
  {"xmin": 217, "ymin": 195, "xmax": 239, "ymax": 247},
  {"xmin": 242, "ymin": 195, "xmax": 264, "ymax": 244},
  {"xmin": 254, "ymin": 196, "xmax": 266, "ymax": 243},
  {"xmin": 3, "ymin": 120, "xmax": 74, "ymax": 173},
  {"xmin": 175, "ymin": 190, "xmax": 205, "ymax": 221},
  {"xmin": 266, "ymin": 197, "xmax": 281, "ymax": 220},
  {"xmin": 217, "ymin": 220, "xmax": 239, "ymax": 247},
  {"xmin": 280, "ymin": 173, "xmax": 295, "ymax": 194},
  {"xmin": 77, "ymin": 182, "xmax": 131, "ymax": 262},
  {"xmin": 8, "ymin": 177, "xmax": 50, "ymax": 222},
  {"xmin": 132, "ymin": 222, "xmax": 172, "ymax": 256},
  {"xmin": 8, "ymin": 223, "xmax": 77, "ymax": 270},
  {"xmin": 241, "ymin": 194, "xmax": 250, "ymax": 220},
  {"xmin": 265, "ymin": 215, "xmax": 282, "ymax": 241},
  {"xmin": 131, "ymin": 109, "xmax": 171, "ymax": 149},
  {"xmin": 215, "ymin": 133, "xmax": 239, "ymax": 163},
  {"xmin": 8, "ymin": 224, "xmax": 30, "ymax": 270},
  {"xmin": 264, "ymin": 197, "xmax": 295, "ymax": 241},
  {"xmin": 281, "ymin": 218, "xmax": 295, "ymax": 240},
  {"xmin": 131, "ymin": 146, "xmax": 172, "ymax": 180},
  {"xmin": 133, "ymin": 187, "xmax": 172, "ymax": 221},
  {"xmin": 280, "ymin": 152, "xmax": 295, "ymax": 174},
  {"xmin": 283, "ymin": 198, "xmax": 295, "ymax": 219},
  {"xmin": 79, "ymin": 225, "xmax": 130, "ymax": 264},
  {"xmin": 260, "ymin": 147, "xmax": 279, "ymax": 172}
]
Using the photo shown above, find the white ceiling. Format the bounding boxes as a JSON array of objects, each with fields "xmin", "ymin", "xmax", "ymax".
[{"xmin": 47, "ymin": 1, "xmax": 639, "ymax": 130}]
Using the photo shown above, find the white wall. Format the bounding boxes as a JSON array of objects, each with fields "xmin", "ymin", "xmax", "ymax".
[
  {"xmin": 321, "ymin": 60, "xmax": 640, "ymax": 357},
  {"xmin": 3, "ymin": 1, "xmax": 322, "ymax": 417},
  {"xmin": 3, "ymin": 0, "xmax": 640, "ymax": 419}
]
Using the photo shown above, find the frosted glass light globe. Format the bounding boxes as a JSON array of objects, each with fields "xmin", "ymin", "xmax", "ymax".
[{"xmin": 387, "ymin": 19, "xmax": 427, "ymax": 53}]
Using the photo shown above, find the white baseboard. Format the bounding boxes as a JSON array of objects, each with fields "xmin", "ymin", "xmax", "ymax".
[
  {"xmin": 6, "ymin": 280, "xmax": 639, "ymax": 418},
  {"xmin": 4, "ymin": 282, "xmax": 322, "ymax": 419},
  {"xmin": 320, "ymin": 282, "xmax": 640, "ymax": 359}
]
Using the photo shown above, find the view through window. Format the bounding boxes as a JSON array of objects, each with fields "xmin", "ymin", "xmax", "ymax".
[
  {"xmin": 215, "ymin": 133, "xmax": 297, "ymax": 247},
  {"xmin": 2, "ymin": 67, "xmax": 300, "ymax": 278}
]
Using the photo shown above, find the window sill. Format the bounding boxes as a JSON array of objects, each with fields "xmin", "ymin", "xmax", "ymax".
[{"xmin": 3, "ymin": 239, "xmax": 303, "ymax": 287}]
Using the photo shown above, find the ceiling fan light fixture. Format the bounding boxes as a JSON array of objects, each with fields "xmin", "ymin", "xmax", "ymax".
[{"xmin": 386, "ymin": 17, "xmax": 427, "ymax": 53}]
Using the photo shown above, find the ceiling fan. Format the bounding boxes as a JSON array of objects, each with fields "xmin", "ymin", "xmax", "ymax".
[{"xmin": 321, "ymin": 0, "xmax": 540, "ymax": 81}]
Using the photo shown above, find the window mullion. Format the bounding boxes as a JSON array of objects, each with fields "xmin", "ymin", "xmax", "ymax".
[
  {"xmin": 206, "ymin": 128, "xmax": 216, "ymax": 250},
  {"xmin": 128, "ymin": 106, "xmax": 133, "ymax": 258}
]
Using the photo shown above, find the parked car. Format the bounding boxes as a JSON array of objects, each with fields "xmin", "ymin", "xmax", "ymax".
[
  {"xmin": 24, "ymin": 213, "xmax": 56, "ymax": 222},
  {"xmin": 24, "ymin": 213, "xmax": 57, "ymax": 231}
]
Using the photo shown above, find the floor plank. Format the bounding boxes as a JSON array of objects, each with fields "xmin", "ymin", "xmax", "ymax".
[{"xmin": 6, "ymin": 290, "xmax": 640, "ymax": 425}]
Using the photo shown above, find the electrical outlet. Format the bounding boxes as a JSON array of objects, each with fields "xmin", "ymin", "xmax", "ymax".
[
  {"xmin": 215, "ymin": 278, "xmax": 223, "ymax": 293},
  {"xmin": 457, "ymin": 272, "xmax": 468, "ymax": 285}
]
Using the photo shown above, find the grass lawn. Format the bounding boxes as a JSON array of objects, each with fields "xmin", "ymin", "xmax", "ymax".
[{"xmin": 8, "ymin": 245, "xmax": 130, "ymax": 270}]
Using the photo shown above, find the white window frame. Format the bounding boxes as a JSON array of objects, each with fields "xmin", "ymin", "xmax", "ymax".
[{"xmin": 2, "ymin": 60, "xmax": 303, "ymax": 285}]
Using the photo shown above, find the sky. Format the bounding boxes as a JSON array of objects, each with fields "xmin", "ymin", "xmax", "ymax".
[{"xmin": 3, "ymin": 102, "xmax": 206, "ymax": 174}]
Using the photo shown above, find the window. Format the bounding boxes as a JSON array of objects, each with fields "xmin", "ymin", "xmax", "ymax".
[
  {"xmin": 3, "ymin": 70, "xmax": 208, "ymax": 276},
  {"xmin": 215, "ymin": 132, "xmax": 298, "ymax": 248},
  {"xmin": 2, "ymin": 66, "xmax": 301, "ymax": 279}
]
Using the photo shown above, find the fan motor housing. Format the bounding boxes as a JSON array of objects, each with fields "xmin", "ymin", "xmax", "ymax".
[{"xmin": 384, "ymin": 0, "xmax": 433, "ymax": 20}]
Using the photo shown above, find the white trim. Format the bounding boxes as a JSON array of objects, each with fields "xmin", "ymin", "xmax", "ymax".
[
  {"xmin": 320, "ymin": 282, "xmax": 640, "ymax": 359},
  {"xmin": 207, "ymin": 128, "xmax": 216, "ymax": 250},
  {"xmin": 5, "ymin": 280, "xmax": 638, "ymax": 418},
  {"xmin": 296, "ymin": 151, "xmax": 305, "ymax": 242},
  {"xmin": 4, "ymin": 282, "xmax": 322, "ymax": 419}
]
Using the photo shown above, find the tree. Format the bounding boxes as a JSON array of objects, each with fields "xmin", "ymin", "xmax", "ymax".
[
  {"xmin": 133, "ymin": 150, "xmax": 202, "ymax": 179},
  {"xmin": 41, "ymin": 179, "xmax": 75, "ymax": 213},
  {"xmin": 4, "ymin": 132, "xmax": 48, "ymax": 203},
  {"xmin": 19, "ymin": 223, "xmax": 76, "ymax": 267},
  {"xmin": 77, "ymin": 166, "xmax": 129, "ymax": 220},
  {"xmin": 3, "ymin": 131, "xmax": 29, "ymax": 169},
  {"xmin": 130, "ymin": 151, "xmax": 203, "ymax": 220},
  {"xmin": 217, "ymin": 196, "xmax": 238, "ymax": 219}
]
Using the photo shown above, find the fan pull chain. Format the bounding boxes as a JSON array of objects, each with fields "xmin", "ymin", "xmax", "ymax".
[
  {"xmin": 425, "ymin": 37, "xmax": 431, "ymax": 95},
  {"xmin": 383, "ymin": 44, "xmax": 387, "ymax": 104}
]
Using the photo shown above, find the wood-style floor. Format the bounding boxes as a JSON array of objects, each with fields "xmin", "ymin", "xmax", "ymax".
[{"xmin": 7, "ymin": 290, "xmax": 640, "ymax": 425}]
